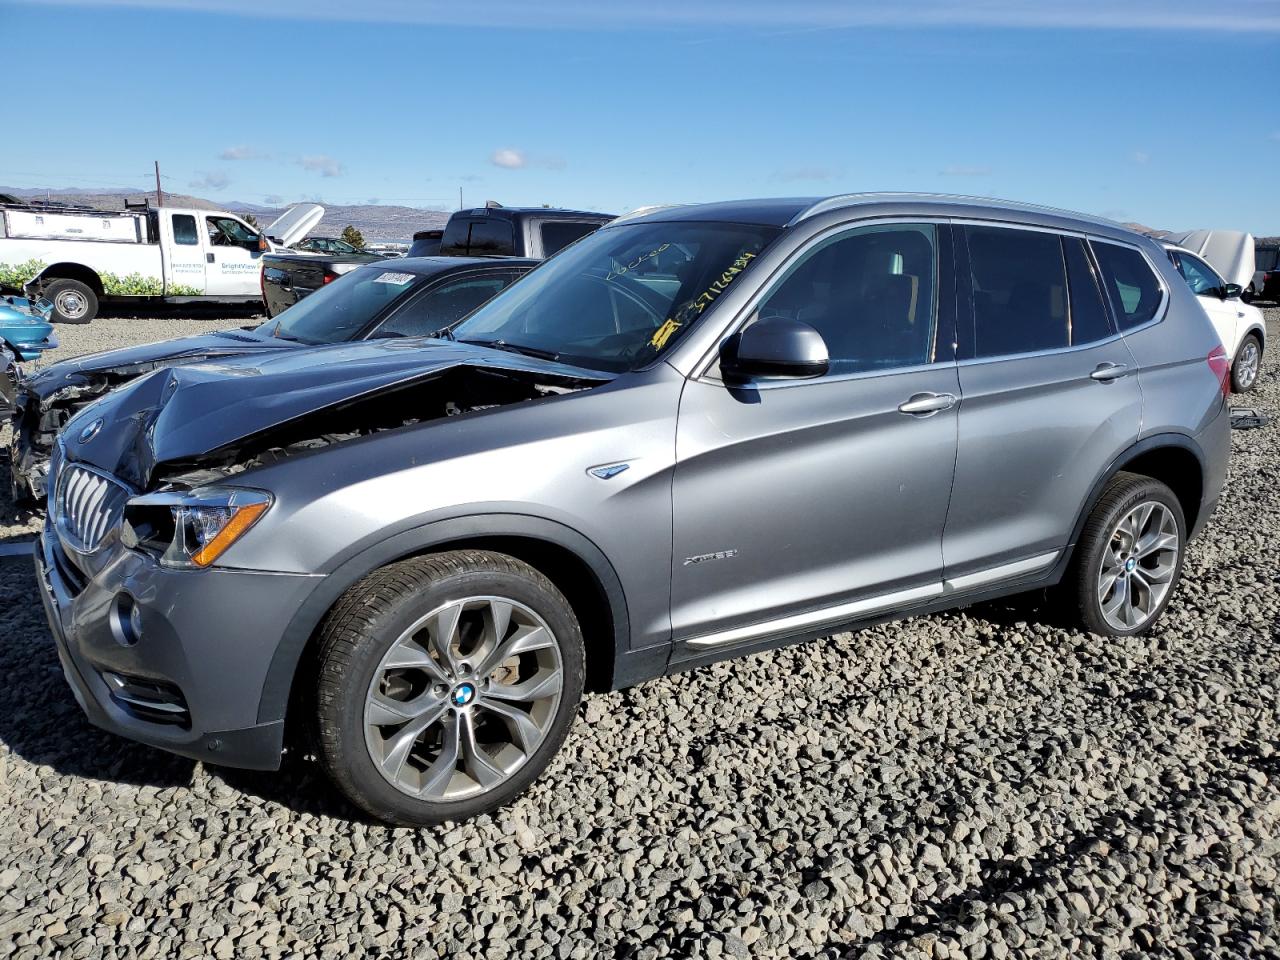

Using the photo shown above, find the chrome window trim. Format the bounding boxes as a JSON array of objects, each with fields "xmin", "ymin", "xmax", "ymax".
[
  {"xmin": 955, "ymin": 330, "xmax": 1127, "ymax": 367},
  {"xmin": 690, "ymin": 216, "xmax": 949, "ymax": 384}
]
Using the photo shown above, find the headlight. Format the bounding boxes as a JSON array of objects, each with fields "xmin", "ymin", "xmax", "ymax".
[{"xmin": 123, "ymin": 486, "xmax": 272, "ymax": 569}]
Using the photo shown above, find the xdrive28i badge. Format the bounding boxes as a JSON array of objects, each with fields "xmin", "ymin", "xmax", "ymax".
[{"xmin": 78, "ymin": 418, "xmax": 103, "ymax": 444}]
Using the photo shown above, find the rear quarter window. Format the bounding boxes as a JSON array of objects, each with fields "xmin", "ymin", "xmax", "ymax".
[{"xmin": 1091, "ymin": 241, "xmax": 1164, "ymax": 331}]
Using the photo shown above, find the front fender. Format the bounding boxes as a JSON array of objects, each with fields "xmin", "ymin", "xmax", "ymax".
[{"xmin": 254, "ymin": 512, "xmax": 632, "ymax": 726}]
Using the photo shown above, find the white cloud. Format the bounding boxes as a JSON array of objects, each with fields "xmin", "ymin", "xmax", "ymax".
[
  {"xmin": 189, "ymin": 170, "xmax": 230, "ymax": 190},
  {"xmin": 263, "ymin": 194, "xmax": 283, "ymax": 205},
  {"xmin": 219, "ymin": 145, "xmax": 266, "ymax": 161},
  {"xmin": 491, "ymin": 148, "xmax": 527, "ymax": 170},
  {"xmin": 1132, "ymin": 150, "xmax": 1151, "ymax": 164},
  {"xmin": 22, "ymin": 0, "xmax": 1280, "ymax": 33},
  {"xmin": 298, "ymin": 154, "xmax": 343, "ymax": 177},
  {"xmin": 939, "ymin": 165, "xmax": 992, "ymax": 177},
  {"xmin": 490, "ymin": 148, "xmax": 566, "ymax": 171}
]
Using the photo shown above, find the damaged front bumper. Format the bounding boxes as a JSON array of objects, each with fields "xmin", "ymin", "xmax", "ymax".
[{"xmin": 35, "ymin": 527, "xmax": 322, "ymax": 770}]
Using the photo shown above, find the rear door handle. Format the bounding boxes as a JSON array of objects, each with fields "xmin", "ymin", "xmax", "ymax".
[
  {"xmin": 206, "ymin": 253, "xmax": 215, "ymax": 264},
  {"xmin": 1090, "ymin": 362, "xmax": 1129, "ymax": 382},
  {"xmin": 898, "ymin": 392, "xmax": 957, "ymax": 416}
]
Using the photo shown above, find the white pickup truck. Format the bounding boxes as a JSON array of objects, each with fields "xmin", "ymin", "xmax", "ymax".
[{"xmin": 0, "ymin": 200, "xmax": 323, "ymax": 323}]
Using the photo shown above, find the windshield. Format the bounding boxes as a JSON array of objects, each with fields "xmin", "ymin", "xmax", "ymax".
[
  {"xmin": 255, "ymin": 265, "xmax": 426, "ymax": 344},
  {"xmin": 448, "ymin": 220, "xmax": 780, "ymax": 372}
]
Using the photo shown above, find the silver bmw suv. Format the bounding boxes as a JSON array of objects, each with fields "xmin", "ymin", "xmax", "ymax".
[{"xmin": 36, "ymin": 194, "xmax": 1232, "ymax": 825}]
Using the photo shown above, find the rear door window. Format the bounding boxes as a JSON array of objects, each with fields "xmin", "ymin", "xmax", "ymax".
[
  {"xmin": 1062, "ymin": 237, "xmax": 1113, "ymax": 345},
  {"xmin": 539, "ymin": 220, "xmax": 602, "ymax": 257},
  {"xmin": 1091, "ymin": 241, "xmax": 1164, "ymax": 330},
  {"xmin": 374, "ymin": 273, "xmax": 522, "ymax": 338},
  {"xmin": 966, "ymin": 225, "xmax": 1069, "ymax": 356}
]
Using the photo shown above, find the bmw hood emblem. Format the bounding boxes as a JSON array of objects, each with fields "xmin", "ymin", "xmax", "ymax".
[{"xmin": 78, "ymin": 418, "xmax": 104, "ymax": 444}]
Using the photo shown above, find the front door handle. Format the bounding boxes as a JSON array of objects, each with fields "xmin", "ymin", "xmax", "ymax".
[
  {"xmin": 898, "ymin": 392, "xmax": 957, "ymax": 416},
  {"xmin": 206, "ymin": 253, "xmax": 215, "ymax": 264},
  {"xmin": 1090, "ymin": 362, "xmax": 1129, "ymax": 382}
]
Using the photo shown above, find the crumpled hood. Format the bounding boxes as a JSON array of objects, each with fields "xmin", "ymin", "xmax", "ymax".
[
  {"xmin": 64, "ymin": 337, "xmax": 610, "ymax": 488},
  {"xmin": 22, "ymin": 328, "xmax": 293, "ymax": 401}
]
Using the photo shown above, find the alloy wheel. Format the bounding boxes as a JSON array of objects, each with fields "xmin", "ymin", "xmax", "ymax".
[
  {"xmin": 1096, "ymin": 501, "xmax": 1180, "ymax": 631},
  {"xmin": 362, "ymin": 596, "xmax": 564, "ymax": 801},
  {"xmin": 1236, "ymin": 340, "xmax": 1260, "ymax": 391}
]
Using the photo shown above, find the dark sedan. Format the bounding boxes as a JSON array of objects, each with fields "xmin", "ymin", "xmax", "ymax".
[{"xmin": 8, "ymin": 256, "xmax": 535, "ymax": 502}]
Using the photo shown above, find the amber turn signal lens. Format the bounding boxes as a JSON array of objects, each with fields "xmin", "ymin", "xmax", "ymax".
[{"xmin": 191, "ymin": 501, "xmax": 270, "ymax": 567}]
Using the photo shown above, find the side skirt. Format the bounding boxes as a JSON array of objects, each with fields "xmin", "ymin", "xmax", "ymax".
[{"xmin": 664, "ymin": 551, "xmax": 1070, "ymax": 677}]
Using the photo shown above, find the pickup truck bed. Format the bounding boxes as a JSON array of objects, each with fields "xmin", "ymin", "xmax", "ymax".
[{"xmin": 261, "ymin": 251, "xmax": 384, "ymax": 317}]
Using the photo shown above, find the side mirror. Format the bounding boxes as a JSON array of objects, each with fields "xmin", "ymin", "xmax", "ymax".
[
  {"xmin": 1222, "ymin": 282, "xmax": 1243, "ymax": 300},
  {"xmin": 719, "ymin": 315, "xmax": 829, "ymax": 381}
]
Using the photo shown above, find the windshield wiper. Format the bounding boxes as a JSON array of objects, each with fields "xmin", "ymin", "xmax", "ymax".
[
  {"xmin": 459, "ymin": 338, "xmax": 561, "ymax": 362},
  {"xmin": 270, "ymin": 321, "xmax": 303, "ymax": 343}
]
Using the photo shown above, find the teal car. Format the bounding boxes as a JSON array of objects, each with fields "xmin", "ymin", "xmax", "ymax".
[
  {"xmin": 1, "ymin": 294, "xmax": 57, "ymax": 414},
  {"xmin": 1, "ymin": 295, "xmax": 57, "ymax": 360}
]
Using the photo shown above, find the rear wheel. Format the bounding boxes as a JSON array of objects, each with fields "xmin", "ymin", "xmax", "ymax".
[
  {"xmin": 1231, "ymin": 333, "xmax": 1262, "ymax": 393},
  {"xmin": 43, "ymin": 278, "xmax": 98, "ymax": 324},
  {"xmin": 314, "ymin": 550, "xmax": 585, "ymax": 826},
  {"xmin": 1068, "ymin": 472, "xmax": 1185, "ymax": 637}
]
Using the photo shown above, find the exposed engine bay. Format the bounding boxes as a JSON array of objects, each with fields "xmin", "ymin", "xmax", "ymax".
[
  {"xmin": 151, "ymin": 366, "xmax": 596, "ymax": 488},
  {"xmin": 10, "ymin": 353, "xmax": 241, "ymax": 502}
]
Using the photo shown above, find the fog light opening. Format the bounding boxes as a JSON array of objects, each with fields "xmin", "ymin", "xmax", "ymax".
[{"xmin": 109, "ymin": 594, "xmax": 142, "ymax": 647}]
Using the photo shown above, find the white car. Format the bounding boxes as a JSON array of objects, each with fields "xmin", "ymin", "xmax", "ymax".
[{"xmin": 1162, "ymin": 242, "xmax": 1266, "ymax": 392}]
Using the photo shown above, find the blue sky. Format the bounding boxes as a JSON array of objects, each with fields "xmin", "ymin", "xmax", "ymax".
[{"xmin": 4, "ymin": 0, "xmax": 1279, "ymax": 233}]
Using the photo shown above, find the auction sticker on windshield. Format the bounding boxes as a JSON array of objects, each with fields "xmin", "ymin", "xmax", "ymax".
[{"xmin": 373, "ymin": 272, "xmax": 415, "ymax": 285}]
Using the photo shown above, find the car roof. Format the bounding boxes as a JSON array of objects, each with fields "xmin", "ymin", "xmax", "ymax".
[
  {"xmin": 619, "ymin": 193, "xmax": 1143, "ymax": 240},
  {"xmin": 451, "ymin": 207, "xmax": 615, "ymax": 222},
  {"xmin": 353, "ymin": 256, "xmax": 539, "ymax": 277}
]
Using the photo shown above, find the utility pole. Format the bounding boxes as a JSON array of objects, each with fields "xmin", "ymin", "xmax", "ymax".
[
  {"xmin": 459, "ymin": 186, "xmax": 463, "ymax": 211},
  {"xmin": 154, "ymin": 161, "xmax": 164, "ymax": 208}
]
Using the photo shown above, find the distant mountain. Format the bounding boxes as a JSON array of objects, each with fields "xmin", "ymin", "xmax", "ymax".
[{"xmin": 0, "ymin": 187, "xmax": 451, "ymax": 243}]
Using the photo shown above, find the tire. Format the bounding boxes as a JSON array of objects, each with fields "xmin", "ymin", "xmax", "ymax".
[
  {"xmin": 1231, "ymin": 333, "xmax": 1262, "ymax": 394},
  {"xmin": 1067, "ymin": 472, "xmax": 1186, "ymax": 637},
  {"xmin": 42, "ymin": 278, "xmax": 98, "ymax": 324},
  {"xmin": 314, "ymin": 550, "xmax": 585, "ymax": 826}
]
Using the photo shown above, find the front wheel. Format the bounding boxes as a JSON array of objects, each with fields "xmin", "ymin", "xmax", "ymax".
[
  {"xmin": 1068, "ymin": 473, "xmax": 1185, "ymax": 637},
  {"xmin": 314, "ymin": 551, "xmax": 585, "ymax": 826},
  {"xmin": 1231, "ymin": 333, "xmax": 1262, "ymax": 393},
  {"xmin": 42, "ymin": 278, "xmax": 98, "ymax": 324}
]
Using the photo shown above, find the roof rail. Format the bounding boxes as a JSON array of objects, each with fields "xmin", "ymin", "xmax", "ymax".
[
  {"xmin": 787, "ymin": 192, "xmax": 1125, "ymax": 229},
  {"xmin": 611, "ymin": 204, "xmax": 685, "ymax": 224}
]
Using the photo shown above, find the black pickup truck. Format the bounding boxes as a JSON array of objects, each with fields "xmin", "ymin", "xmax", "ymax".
[{"xmin": 261, "ymin": 205, "xmax": 613, "ymax": 317}]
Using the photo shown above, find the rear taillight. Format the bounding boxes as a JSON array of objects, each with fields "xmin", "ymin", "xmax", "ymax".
[
  {"xmin": 322, "ymin": 269, "xmax": 338, "ymax": 285},
  {"xmin": 1207, "ymin": 345, "xmax": 1231, "ymax": 397}
]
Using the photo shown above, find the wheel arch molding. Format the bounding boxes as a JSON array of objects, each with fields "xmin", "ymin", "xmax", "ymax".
[
  {"xmin": 1064, "ymin": 431, "xmax": 1209, "ymax": 561},
  {"xmin": 256, "ymin": 513, "xmax": 632, "ymax": 728}
]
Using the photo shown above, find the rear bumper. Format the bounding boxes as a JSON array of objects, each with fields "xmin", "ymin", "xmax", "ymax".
[{"xmin": 34, "ymin": 530, "xmax": 322, "ymax": 770}]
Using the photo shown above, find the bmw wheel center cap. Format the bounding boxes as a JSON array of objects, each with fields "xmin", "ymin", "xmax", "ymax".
[
  {"xmin": 452, "ymin": 682, "xmax": 476, "ymax": 707},
  {"xmin": 1125, "ymin": 557, "xmax": 1137, "ymax": 572}
]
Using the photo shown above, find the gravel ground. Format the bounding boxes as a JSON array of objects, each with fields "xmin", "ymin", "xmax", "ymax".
[{"xmin": 1, "ymin": 310, "xmax": 1278, "ymax": 959}]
